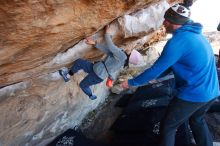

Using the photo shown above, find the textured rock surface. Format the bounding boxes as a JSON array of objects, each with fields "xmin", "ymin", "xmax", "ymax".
[
  {"xmin": 206, "ymin": 113, "xmax": 220, "ymax": 141},
  {"xmin": 0, "ymin": 0, "xmax": 163, "ymax": 87},
  {"xmin": 204, "ymin": 31, "xmax": 220, "ymax": 54},
  {"xmin": 0, "ymin": 0, "xmax": 219, "ymax": 145},
  {"xmin": 0, "ymin": 72, "xmax": 110, "ymax": 146},
  {"xmin": 0, "ymin": 0, "xmax": 169, "ymax": 146}
]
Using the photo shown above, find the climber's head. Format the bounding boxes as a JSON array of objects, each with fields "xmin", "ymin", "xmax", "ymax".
[{"xmin": 123, "ymin": 49, "xmax": 144, "ymax": 67}]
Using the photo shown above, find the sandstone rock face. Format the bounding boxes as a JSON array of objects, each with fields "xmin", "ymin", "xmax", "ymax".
[
  {"xmin": 0, "ymin": 0, "xmax": 169, "ymax": 145},
  {"xmin": 0, "ymin": 0, "xmax": 162, "ymax": 87}
]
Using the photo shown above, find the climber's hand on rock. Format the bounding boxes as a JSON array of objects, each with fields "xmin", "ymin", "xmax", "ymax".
[
  {"xmin": 105, "ymin": 24, "xmax": 111, "ymax": 34},
  {"xmin": 85, "ymin": 37, "xmax": 96, "ymax": 45},
  {"xmin": 120, "ymin": 80, "xmax": 129, "ymax": 89}
]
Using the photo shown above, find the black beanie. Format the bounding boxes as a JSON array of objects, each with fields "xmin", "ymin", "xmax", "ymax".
[{"xmin": 164, "ymin": 2, "xmax": 192, "ymax": 25}]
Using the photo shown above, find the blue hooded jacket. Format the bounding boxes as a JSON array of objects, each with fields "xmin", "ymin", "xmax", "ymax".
[{"xmin": 128, "ymin": 22, "xmax": 220, "ymax": 102}]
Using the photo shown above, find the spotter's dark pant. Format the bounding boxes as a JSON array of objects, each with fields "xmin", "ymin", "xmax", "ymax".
[{"xmin": 159, "ymin": 97, "xmax": 215, "ymax": 146}]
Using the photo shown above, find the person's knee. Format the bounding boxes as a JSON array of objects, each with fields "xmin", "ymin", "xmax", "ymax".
[
  {"xmin": 79, "ymin": 82, "xmax": 87, "ymax": 88},
  {"xmin": 189, "ymin": 117, "xmax": 204, "ymax": 126},
  {"xmin": 161, "ymin": 119, "xmax": 182, "ymax": 134},
  {"xmin": 70, "ymin": 58, "xmax": 84, "ymax": 72},
  {"xmin": 74, "ymin": 58, "xmax": 84, "ymax": 64}
]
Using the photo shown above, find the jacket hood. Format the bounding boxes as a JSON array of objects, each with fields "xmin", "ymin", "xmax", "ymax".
[{"xmin": 175, "ymin": 21, "xmax": 203, "ymax": 34}]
